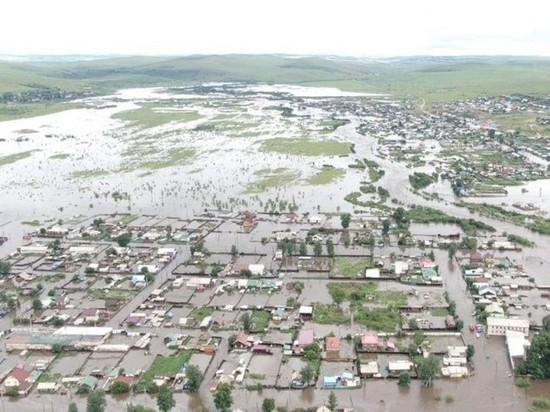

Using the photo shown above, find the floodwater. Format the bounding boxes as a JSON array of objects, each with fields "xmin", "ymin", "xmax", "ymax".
[{"xmin": 1, "ymin": 84, "xmax": 550, "ymax": 411}]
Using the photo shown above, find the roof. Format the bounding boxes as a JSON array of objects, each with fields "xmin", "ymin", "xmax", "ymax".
[
  {"xmin": 487, "ymin": 317, "xmax": 529, "ymax": 329},
  {"xmin": 54, "ymin": 326, "xmax": 112, "ymax": 336},
  {"xmin": 299, "ymin": 305, "xmax": 313, "ymax": 315},
  {"xmin": 325, "ymin": 337, "xmax": 340, "ymax": 352},
  {"xmin": 79, "ymin": 376, "xmax": 98, "ymax": 388},
  {"xmin": 10, "ymin": 366, "xmax": 31, "ymax": 382},
  {"xmin": 388, "ymin": 361, "xmax": 413, "ymax": 371},
  {"xmin": 36, "ymin": 382, "xmax": 59, "ymax": 390},
  {"xmin": 506, "ymin": 330, "xmax": 529, "ymax": 358},
  {"xmin": 298, "ymin": 329, "xmax": 315, "ymax": 346},
  {"xmin": 360, "ymin": 362, "xmax": 379, "ymax": 374},
  {"xmin": 362, "ymin": 332, "xmax": 380, "ymax": 346}
]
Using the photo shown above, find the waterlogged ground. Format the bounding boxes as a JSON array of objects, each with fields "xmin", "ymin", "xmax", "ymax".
[{"xmin": 0, "ymin": 84, "xmax": 384, "ymax": 224}]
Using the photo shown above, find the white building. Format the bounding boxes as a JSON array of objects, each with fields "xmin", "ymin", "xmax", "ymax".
[{"xmin": 487, "ymin": 316, "xmax": 529, "ymax": 336}]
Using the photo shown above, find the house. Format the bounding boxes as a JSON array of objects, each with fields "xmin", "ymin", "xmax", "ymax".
[
  {"xmin": 361, "ymin": 333, "xmax": 384, "ymax": 351},
  {"xmin": 325, "ymin": 337, "xmax": 340, "ymax": 361},
  {"xmin": 445, "ymin": 315, "xmax": 456, "ymax": 329},
  {"xmin": 487, "ymin": 316, "xmax": 529, "ymax": 336},
  {"xmin": 234, "ymin": 332, "xmax": 253, "ymax": 350},
  {"xmin": 252, "ymin": 344, "xmax": 273, "ymax": 354},
  {"xmin": 78, "ymin": 376, "xmax": 98, "ymax": 392},
  {"xmin": 248, "ymin": 264, "xmax": 265, "ymax": 277},
  {"xmin": 506, "ymin": 330, "xmax": 530, "ymax": 370},
  {"xmin": 392, "ymin": 261, "xmax": 409, "ymax": 275},
  {"xmin": 359, "ymin": 361, "xmax": 380, "ymax": 378},
  {"xmin": 387, "ymin": 360, "xmax": 413, "ymax": 377},
  {"xmin": 418, "ymin": 257, "xmax": 436, "ymax": 268},
  {"xmin": 323, "ymin": 372, "xmax": 360, "ymax": 389},
  {"xmin": 299, "ymin": 305, "xmax": 314, "ymax": 321},
  {"xmin": 296, "ymin": 329, "xmax": 315, "ymax": 351},
  {"xmin": 365, "ymin": 268, "xmax": 380, "ymax": 278},
  {"xmin": 4, "ymin": 365, "xmax": 33, "ymax": 395},
  {"xmin": 36, "ymin": 382, "xmax": 59, "ymax": 393},
  {"xmin": 80, "ymin": 308, "xmax": 101, "ymax": 323},
  {"xmin": 308, "ymin": 216, "xmax": 322, "ymax": 224}
]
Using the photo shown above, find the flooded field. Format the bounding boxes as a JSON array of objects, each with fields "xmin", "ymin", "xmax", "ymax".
[{"xmin": 1, "ymin": 84, "xmax": 550, "ymax": 412}]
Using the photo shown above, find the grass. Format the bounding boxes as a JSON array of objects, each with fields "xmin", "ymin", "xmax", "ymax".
[
  {"xmin": 72, "ymin": 169, "xmax": 110, "ymax": 179},
  {"xmin": 49, "ymin": 153, "xmax": 70, "ymax": 160},
  {"xmin": 405, "ymin": 206, "xmax": 496, "ymax": 236},
  {"xmin": 119, "ymin": 214, "xmax": 139, "ymax": 225},
  {"xmin": 250, "ymin": 310, "xmax": 271, "ymax": 332},
  {"xmin": 246, "ymin": 168, "xmax": 301, "ymax": 194},
  {"xmin": 0, "ymin": 150, "xmax": 35, "ymax": 166},
  {"xmin": 258, "ymin": 137, "xmax": 351, "ymax": 156},
  {"xmin": 0, "ymin": 102, "xmax": 85, "ymax": 121},
  {"xmin": 455, "ymin": 201, "xmax": 550, "ymax": 236},
  {"xmin": 135, "ymin": 148, "xmax": 196, "ymax": 171},
  {"xmin": 89, "ymin": 289, "xmax": 134, "ymax": 301},
  {"xmin": 308, "ymin": 167, "xmax": 346, "ymax": 185},
  {"xmin": 314, "ymin": 303, "xmax": 350, "ymax": 325},
  {"xmin": 332, "ymin": 257, "xmax": 371, "ymax": 278},
  {"xmin": 137, "ymin": 351, "xmax": 192, "ymax": 391},
  {"xmin": 189, "ymin": 306, "xmax": 213, "ymax": 322},
  {"xmin": 112, "ymin": 104, "xmax": 200, "ymax": 129},
  {"xmin": 354, "ymin": 307, "xmax": 401, "ymax": 332},
  {"xmin": 22, "ymin": 220, "xmax": 41, "ymax": 227},
  {"xmin": 327, "ymin": 282, "xmax": 407, "ymax": 307},
  {"xmin": 533, "ymin": 397, "xmax": 550, "ymax": 410},
  {"xmin": 431, "ymin": 308, "xmax": 450, "ymax": 317}
]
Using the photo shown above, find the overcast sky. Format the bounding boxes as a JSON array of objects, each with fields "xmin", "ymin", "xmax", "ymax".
[{"xmin": 1, "ymin": 0, "xmax": 549, "ymax": 56}]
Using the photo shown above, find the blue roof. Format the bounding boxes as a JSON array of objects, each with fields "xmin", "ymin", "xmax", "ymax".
[{"xmin": 324, "ymin": 376, "xmax": 337, "ymax": 384}]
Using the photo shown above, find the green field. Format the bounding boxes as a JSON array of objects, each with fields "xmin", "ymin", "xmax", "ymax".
[
  {"xmin": 137, "ymin": 351, "xmax": 192, "ymax": 391},
  {"xmin": 0, "ymin": 150, "xmax": 35, "ymax": 166},
  {"xmin": 72, "ymin": 169, "xmax": 110, "ymax": 179},
  {"xmin": 308, "ymin": 167, "xmax": 346, "ymax": 185},
  {"xmin": 259, "ymin": 138, "xmax": 351, "ymax": 156},
  {"xmin": 112, "ymin": 105, "xmax": 201, "ymax": 129},
  {"xmin": 246, "ymin": 168, "xmax": 301, "ymax": 194},
  {"xmin": 49, "ymin": 153, "xmax": 70, "ymax": 160}
]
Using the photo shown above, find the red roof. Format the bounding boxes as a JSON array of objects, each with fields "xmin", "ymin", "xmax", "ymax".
[
  {"xmin": 326, "ymin": 336, "xmax": 340, "ymax": 352},
  {"xmin": 362, "ymin": 333, "xmax": 381, "ymax": 347},
  {"xmin": 115, "ymin": 375, "xmax": 134, "ymax": 386}
]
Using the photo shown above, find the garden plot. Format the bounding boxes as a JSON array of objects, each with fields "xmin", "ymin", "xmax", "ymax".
[
  {"xmin": 245, "ymin": 346, "xmax": 283, "ymax": 387},
  {"xmin": 80, "ymin": 351, "xmax": 124, "ymax": 377},
  {"xmin": 276, "ymin": 357, "xmax": 309, "ymax": 388},
  {"xmin": 118, "ymin": 349, "xmax": 158, "ymax": 376},
  {"xmin": 188, "ymin": 352, "xmax": 213, "ymax": 376},
  {"xmin": 48, "ymin": 352, "xmax": 90, "ymax": 376}
]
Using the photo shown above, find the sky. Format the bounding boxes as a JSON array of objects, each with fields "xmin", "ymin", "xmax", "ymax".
[{"xmin": 1, "ymin": 0, "xmax": 549, "ymax": 57}]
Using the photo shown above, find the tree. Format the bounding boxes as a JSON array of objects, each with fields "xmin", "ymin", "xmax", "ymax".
[
  {"xmin": 156, "ymin": 384, "xmax": 175, "ymax": 412},
  {"xmin": 326, "ymin": 239, "xmax": 335, "ymax": 257},
  {"xmin": 520, "ymin": 331, "xmax": 550, "ymax": 378},
  {"xmin": 185, "ymin": 365, "xmax": 203, "ymax": 392},
  {"xmin": 416, "ymin": 355, "xmax": 440, "ymax": 387},
  {"xmin": 466, "ymin": 344, "xmax": 475, "ymax": 361},
  {"xmin": 382, "ymin": 219, "xmax": 390, "ymax": 235},
  {"xmin": 461, "ymin": 237, "xmax": 477, "ymax": 250},
  {"xmin": 448, "ymin": 243, "xmax": 458, "ymax": 260},
  {"xmin": 241, "ymin": 312, "xmax": 251, "ymax": 332},
  {"xmin": 262, "ymin": 398, "xmax": 276, "ymax": 412},
  {"xmin": 330, "ymin": 287, "xmax": 345, "ymax": 306},
  {"xmin": 230, "ymin": 245, "xmax": 239, "ymax": 257},
  {"xmin": 340, "ymin": 213, "xmax": 351, "ymax": 229},
  {"xmin": 327, "ymin": 391, "xmax": 338, "ymax": 411},
  {"xmin": 110, "ymin": 380, "xmax": 130, "ymax": 394},
  {"xmin": 0, "ymin": 260, "xmax": 11, "ymax": 275},
  {"xmin": 299, "ymin": 242, "xmax": 307, "ymax": 256},
  {"xmin": 293, "ymin": 281, "xmax": 304, "ymax": 294},
  {"xmin": 86, "ymin": 390, "xmax": 106, "ymax": 412},
  {"xmin": 240, "ymin": 269, "xmax": 252, "ymax": 278},
  {"xmin": 68, "ymin": 403, "xmax": 79, "ymax": 412},
  {"xmin": 300, "ymin": 364, "xmax": 314, "ymax": 385},
  {"xmin": 116, "ymin": 232, "xmax": 132, "ymax": 247},
  {"xmin": 398, "ymin": 372, "xmax": 411, "ymax": 387},
  {"xmin": 313, "ymin": 241, "xmax": 323, "ymax": 257},
  {"xmin": 393, "ymin": 207, "xmax": 407, "ymax": 226},
  {"xmin": 213, "ymin": 383, "xmax": 233, "ymax": 412},
  {"xmin": 32, "ymin": 298, "xmax": 43, "ymax": 311},
  {"xmin": 228, "ymin": 334, "xmax": 237, "ymax": 349},
  {"xmin": 455, "ymin": 319, "xmax": 464, "ymax": 331}
]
